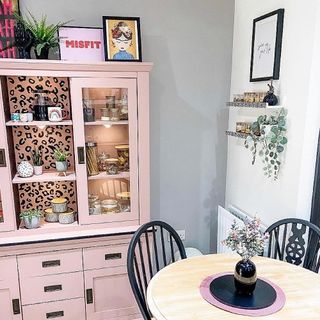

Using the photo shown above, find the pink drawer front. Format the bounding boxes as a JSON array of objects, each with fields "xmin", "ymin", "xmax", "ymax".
[
  {"xmin": 83, "ymin": 244, "xmax": 128, "ymax": 270},
  {"xmin": 22, "ymin": 298, "xmax": 85, "ymax": 320},
  {"xmin": 18, "ymin": 250, "xmax": 82, "ymax": 277},
  {"xmin": 20, "ymin": 271, "xmax": 84, "ymax": 305},
  {"xmin": 0, "ymin": 256, "xmax": 17, "ymax": 280}
]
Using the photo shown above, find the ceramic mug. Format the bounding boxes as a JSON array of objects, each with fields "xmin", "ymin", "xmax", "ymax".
[
  {"xmin": 26, "ymin": 112, "xmax": 33, "ymax": 122},
  {"xmin": 11, "ymin": 113, "xmax": 20, "ymax": 122},
  {"xmin": 48, "ymin": 106, "xmax": 67, "ymax": 122},
  {"xmin": 20, "ymin": 113, "xmax": 28, "ymax": 122}
]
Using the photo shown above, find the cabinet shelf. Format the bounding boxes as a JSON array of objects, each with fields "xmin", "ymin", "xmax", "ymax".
[
  {"xmin": 6, "ymin": 120, "xmax": 73, "ymax": 127},
  {"xmin": 12, "ymin": 171, "xmax": 76, "ymax": 184},
  {"xmin": 226, "ymin": 131, "xmax": 249, "ymax": 139},
  {"xmin": 84, "ymin": 120, "xmax": 128, "ymax": 126},
  {"xmin": 88, "ymin": 171, "xmax": 130, "ymax": 181},
  {"xmin": 226, "ymin": 102, "xmax": 282, "ymax": 109}
]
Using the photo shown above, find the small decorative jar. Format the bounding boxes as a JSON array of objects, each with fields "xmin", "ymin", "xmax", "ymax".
[
  {"xmin": 106, "ymin": 158, "xmax": 119, "ymax": 175},
  {"xmin": 86, "ymin": 142, "xmax": 99, "ymax": 176},
  {"xmin": 88, "ymin": 194, "xmax": 101, "ymax": 215},
  {"xmin": 101, "ymin": 199, "xmax": 119, "ymax": 214},
  {"xmin": 115, "ymin": 145, "xmax": 129, "ymax": 171},
  {"xmin": 110, "ymin": 107, "xmax": 120, "ymax": 121},
  {"xmin": 17, "ymin": 161, "xmax": 34, "ymax": 178},
  {"xmin": 44, "ymin": 208, "xmax": 59, "ymax": 222},
  {"xmin": 100, "ymin": 108, "xmax": 110, "ymax": 121},
  {"xmin": 234, "ymin": 259, "xmax": 257, "ymax": 296},
  {"xmin": 98, "ymin": 152, "xmax": 109, "ymax": 172},
  {"xmin": 116, "ymin": 192, "xmax": 130, "ymax": 212},
  {"xmin": 83, "ymin": 100, "xmax": 95, "ymax": 122},
  {"xmin": 105, "ymin": 96, "xmax": 115, "ymax": 109},
  {"xmin": 51, "ymin": 197, "xmax": 68, "ymax": 213},
  {"xmin": 59, "ymin": 210, "xmax": 75, "ymax": 224}
]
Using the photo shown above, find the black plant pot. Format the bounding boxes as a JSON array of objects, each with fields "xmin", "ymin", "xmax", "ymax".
[
  {"xmin": 35, "ymin": 47, "xmax": 49, "ymax": 59},
  {"xmin": 234, "ymin": 259, "xmax": 257, "ymax": 296}
]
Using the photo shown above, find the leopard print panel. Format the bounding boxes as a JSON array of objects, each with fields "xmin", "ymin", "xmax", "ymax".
[
  {"xmin": 7, "ymin": 76, "xmax": 71, "ymax": 117},
  {"xmin": 6, "ymin": 76, "xmax": 75, "ymax": 170},
  {"xmin": 12, "ymin": 125, "xmax": 75, "ymax": 171},
  {"xmin": 18, "ymin": 181, "xmax": 77, "ymax": 212}
]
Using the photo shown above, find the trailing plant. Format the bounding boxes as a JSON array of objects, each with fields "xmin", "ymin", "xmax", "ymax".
[
  {"xmin": 244, "ymin": 108, "xmax": 288, "ymax": 180},
  {"xmin": 32, "ymin": 147, "xmax": 43, "ymax": 166},
  {"xmin": 19, "ymin": 209, "xmax": 42, "ymax": 222},
  {"xmin": 53, "ymin": 148, "xmax": 69, "ymax": 162},
  {"xmin": 14, "ymin": 11, "xmax": 70, "ymax": 56}
]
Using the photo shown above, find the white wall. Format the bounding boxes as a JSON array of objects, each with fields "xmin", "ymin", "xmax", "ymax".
[
  {"xmin": 20, "ymin": 0, "xmax": 235, "ymax": 253},
  {"xmin": 226, "ymin": 0, "xmax": 320, "ymax": 226}
]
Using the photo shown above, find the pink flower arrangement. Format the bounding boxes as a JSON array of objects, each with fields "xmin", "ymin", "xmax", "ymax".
[{"xmin": 222, "ymin": 217, "xmax": 269, "ymax": 260}]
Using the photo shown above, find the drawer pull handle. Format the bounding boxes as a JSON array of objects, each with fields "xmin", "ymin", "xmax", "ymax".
[
  {"xmin": 0, "ymin": 149, "xmax": 6, "ymax": 167},
  {"xmin": 105, "ymin": 253, "xmax": 122, "ymax": 260},
  {"xmin": 12, "ymin": 299, "xmax": 20, "ymax": 315},
  {"xmin": 86, "ymin": 288, "xmax": 93, "ymax": 304},
  {"xmin": 77, "ymin": 146, "xmax": 85, "ymax": 164},
  {"xmin": 42, "ymin": 260, "xmax": 61, "ymax": 268},
  {"xmin": 44, "ymin": 284, "xmax": 62, "ymax": 292},
  {"xmin": 46, "ymin": 311, "xmax": 64, "ymax": 319}
]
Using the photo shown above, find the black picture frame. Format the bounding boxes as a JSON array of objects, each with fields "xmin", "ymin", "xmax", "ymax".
[
  {"xmin": 250, "ymin": 9, "xmax": 284, "ymax": 82},
  {"xmin": 102, "ymin": 16, "xmax": 142, "ymax": 62}
]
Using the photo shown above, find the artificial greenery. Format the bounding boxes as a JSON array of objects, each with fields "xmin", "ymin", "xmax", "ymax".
[
  {"xmin": 14, "ymin": 11, "xmax": 70, "ymax": 56},
  {"xmin": 53, "ymin": 148, "xmax": 69, "ymax": 162},
  {"xmin": 32, "ymin": 147, "xmax": 43, "ymax": 166},
  {"xmin": 244, "ymin": 108, "xmax": 288, "ymax": 180},
  {"xmin": 19, "ymin": 209, "xmax": 42, "ymax": 221}
]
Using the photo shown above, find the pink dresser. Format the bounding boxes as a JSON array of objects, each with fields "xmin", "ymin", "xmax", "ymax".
[{"xmin": 0, "ymin": 59, "xmax": 152, "ymax": 320}]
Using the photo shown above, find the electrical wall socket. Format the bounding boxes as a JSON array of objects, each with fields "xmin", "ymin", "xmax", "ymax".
[{"xmin": 176, "ymin": 229, "xmax": 186, "ymax": 241}]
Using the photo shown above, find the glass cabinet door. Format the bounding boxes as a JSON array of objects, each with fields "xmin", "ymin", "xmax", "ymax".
[{"xmin": 71, "ymin": 78, "xmax": 139, "ymax": 225}]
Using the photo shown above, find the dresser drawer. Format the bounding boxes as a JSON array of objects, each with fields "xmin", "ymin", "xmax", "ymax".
[
  {"xmin": 22, "ymin": 298, "xmax": 85, "ymax": 320},
  {"xmin": 83, "ymin": 244, "xmax": 128, "ymax": 270},
  {"xmin": 18, "ymin": 250, "xmax": 82, "ymax": 277},
  {"xmin": 20, "ymin": 271, "xmax": 84, "ymax": 305},
  {"xmin": 0, "ymin": 256, "xmax": 17, "ymax": 280}
]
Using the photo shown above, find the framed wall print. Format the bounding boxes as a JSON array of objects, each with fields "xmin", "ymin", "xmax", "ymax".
[
  {"xmin": 0, "ymin": 0, "xmax": 20, "ymax": 58},
  {"xmin": 102, "ymin": 16, "xmax": 142, "ymax": 62},
  {"xmin": 250, "ymin": 9, "xmax": 284, "ymax": 82},
  {"xmin": 58, "ymin": 26, "xmax": 104, "ymax": 61}
]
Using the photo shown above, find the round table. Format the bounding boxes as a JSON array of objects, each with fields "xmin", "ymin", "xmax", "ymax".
[{"xmin": 147, "ymin": 254, "xmax": 320, "ymax": 320}]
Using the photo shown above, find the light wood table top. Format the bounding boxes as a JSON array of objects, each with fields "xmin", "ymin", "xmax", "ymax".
[{"xmin": 147, "ymin": 254, "xmax": 320, "ymax": 320}]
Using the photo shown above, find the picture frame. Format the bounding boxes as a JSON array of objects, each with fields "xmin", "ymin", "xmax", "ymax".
[
  {"xmin": 102, "ymin": 16, "xmax": 142, "ymax": 62},
  {"xmin": 58, "ymin": 26, "xmax": 104, "ymax": 61},
  {"xmin": 250, "ymin": 9, "xmax": 284, "ymax": 82},
  {"xmin": 0, "ymin": 0, "xmax": 20, "ymax": 58}
]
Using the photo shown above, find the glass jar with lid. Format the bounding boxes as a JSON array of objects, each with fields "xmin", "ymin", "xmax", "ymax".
[
  {"xmin": 106, "ymin": 158, "xmax": 119, "ymax": 175},
  {"xmin": 116, "ymin": 192, "xmax": 130, "ymax": 212},
  {"xmin": 98, "ymin": 152, "xmax": 109, "ymax": 172},
  {"xmin": 86, "ymin": 142, "xmax": 99, "ymax": 176}
]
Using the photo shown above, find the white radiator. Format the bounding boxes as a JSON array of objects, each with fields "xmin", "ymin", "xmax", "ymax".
[{"xmin": 217, "ymin": 205, "xmax": 266, "ymax": 253}]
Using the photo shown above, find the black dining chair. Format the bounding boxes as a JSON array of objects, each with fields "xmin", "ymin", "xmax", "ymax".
[
  {"xmin": 127, "ymin": 220, "xmax": 187, "ymax": 320},
  {"xmin": 265, "ymin": 218, "xmax": 320, "ymax": 273}
]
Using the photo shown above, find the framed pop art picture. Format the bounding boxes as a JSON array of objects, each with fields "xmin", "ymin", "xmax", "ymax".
[
  {"xmin": 102, "ymin": 16, "xmax": 142, "ymax": 62},
  {"xmin": 0, "ymin": 0, "xmax": 20, "ymax": 58},
  {"xmin": 58, "ymin": 26, "xmax": 105, "ymax": 61},
  {"xmin": 250, "ymin": 9, "xmax": 284, "ymax": 82}
]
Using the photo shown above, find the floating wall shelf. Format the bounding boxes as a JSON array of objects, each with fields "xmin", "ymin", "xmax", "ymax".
[
  {"xmin": 226, "ymin": 102, "xmax": 282, "ymax": 109},
  {"xmin": 226, "ymin": 131, "xmax": 249, "ymax": 139}
]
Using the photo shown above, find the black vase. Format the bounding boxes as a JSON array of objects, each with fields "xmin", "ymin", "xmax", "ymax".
[
  {"xmin": 34, "ymin": 105, "xmax": 48, "ymax": 121},
  {"xmin": 35, "ymin": 47, "xmax": 49, "ymax": 59},
  {"xmin": 263, "ymin": 92, "xmax": 278, "ymax": 106},
  {"xmin": 234, "ymin": 259, "xmax": 257, "ymax": 295},
  {"xmin": 14, "ymin": 23, "xmax": 34, "ymax": 59}
]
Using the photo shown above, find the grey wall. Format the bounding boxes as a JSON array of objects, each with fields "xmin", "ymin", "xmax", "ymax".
[{"xmin": 21, "ymin": 0, "xmax": 235, "ymax": 253}]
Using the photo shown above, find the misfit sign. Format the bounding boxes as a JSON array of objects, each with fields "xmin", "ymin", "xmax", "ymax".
[{"xmin": 58, "ymin": 27, "xmax": 104, "ymax": 61}]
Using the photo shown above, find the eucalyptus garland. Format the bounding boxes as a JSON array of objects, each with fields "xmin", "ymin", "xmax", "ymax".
[{"xmin": 244, "ymin": 108, "xmax": 288, "ymax": 180}]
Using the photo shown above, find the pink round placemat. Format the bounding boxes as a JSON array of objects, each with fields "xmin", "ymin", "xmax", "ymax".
[{"xmin": 199, "ymin": 272, "xmax": 286, "ymax": 317}]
